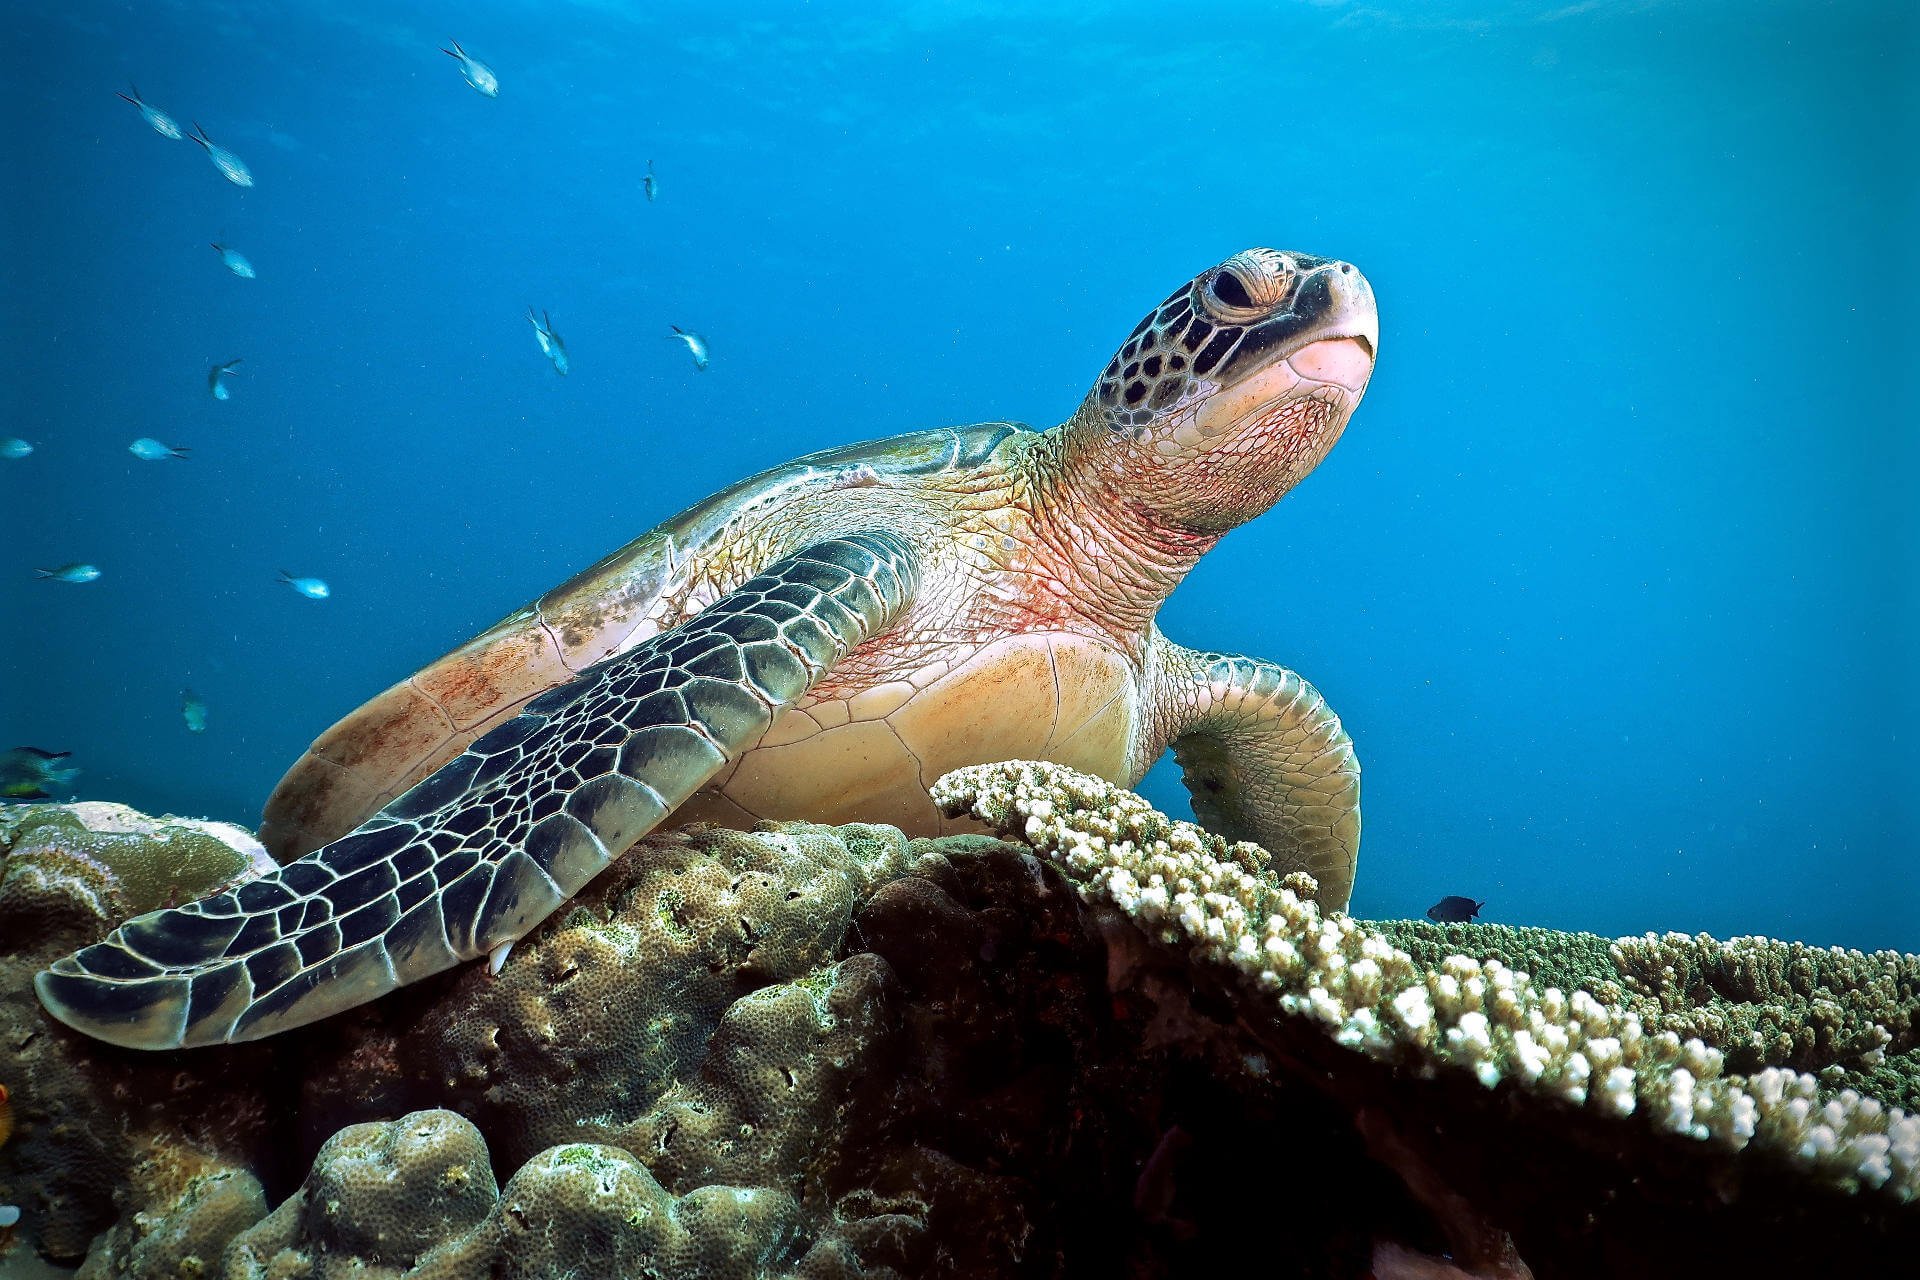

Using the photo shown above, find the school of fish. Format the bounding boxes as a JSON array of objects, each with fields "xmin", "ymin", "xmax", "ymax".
[{"xmin": 7, "ymin": 50, "xmax": 711, "ymax": 777}]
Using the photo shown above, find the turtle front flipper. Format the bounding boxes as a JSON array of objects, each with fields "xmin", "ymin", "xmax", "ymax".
[
  {"xmin": 35, "ymin": 532, "xmax": 920, "ymax": 1049},
  {"xmin": 1155, "ymin": 641, "xmax": 1360, "ymax": 911}
]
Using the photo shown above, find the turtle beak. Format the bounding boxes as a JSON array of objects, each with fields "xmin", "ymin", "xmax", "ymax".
[
  {"xmin": 1316, "ymin": 261, "xmax": 1378, "ymax": 361},
  {"xmin": 1285, "ymin": 262, "xmax": 1377, "ymax": 390}
]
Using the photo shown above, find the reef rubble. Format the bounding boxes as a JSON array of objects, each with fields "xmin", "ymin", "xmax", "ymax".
[{"xmin": 0, "ymin": 765, "xmax": 1914, "ymax": 1278}]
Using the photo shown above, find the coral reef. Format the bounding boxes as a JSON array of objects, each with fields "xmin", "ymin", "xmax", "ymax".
[
  {"xmin": 290, "ymin": 823, "xmax": 919, "ymax": 1175},
  {"xmin": 280, "ymin": 823, "xmax": 1149, "ymax": 1277},
  {"xmin": 0, "ymin": 803, "xmax": 277, "ymax": 945},
  {"xmin": 3, "ymin": 777, "xmax": 1916, "ymax": 1279},
  {"xmin": 931, "ymin": 762, "xmax": 1920, "ymax": 1262},
  {"xmin": 1377, "ymin": 920, "xmax": 1920, "ymax": 1112},
  {"xmin": 0, "ymin": 804, "xmax": 280, "ymax": 1268},
  {"xmin": 221, "ymin": 1109, "xmax": 497, "ymax": 1278}
]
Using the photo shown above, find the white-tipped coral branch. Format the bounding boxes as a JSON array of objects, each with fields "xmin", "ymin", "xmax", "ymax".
[{"xmin": 931, "ymin": 760, "xmax": 1918, "ymax": 1202}]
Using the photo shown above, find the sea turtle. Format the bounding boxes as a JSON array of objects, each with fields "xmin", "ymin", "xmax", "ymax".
[{"xmin": 37, "ymin": 247, "xmax": 1378, "ymax": 1050}]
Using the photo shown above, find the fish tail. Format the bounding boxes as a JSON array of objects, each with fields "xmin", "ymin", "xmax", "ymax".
[{"xmin": 31, "ymin": 568, "xmax": 53, "ymax": 579}]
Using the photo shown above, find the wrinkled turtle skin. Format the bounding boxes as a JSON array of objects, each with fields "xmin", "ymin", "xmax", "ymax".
[{"xmin": 39, "ymin": 247, "xmax": 1378, "ymax": 1049}]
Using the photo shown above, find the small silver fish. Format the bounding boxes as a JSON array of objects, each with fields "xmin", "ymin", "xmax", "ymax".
[
  {"xmin": 669, "ymin": 325, "xmax": 710, "ymax": 371},
  {"xmin": 34, "ymin": 563, "xmax": 101, "ymax": 584},
  {"xmin": 188, "ymin": 122, "xmax": 254, "ymax": 188},
  {"xmin": 528, "ymin": 308, "xmax": 569, "ymax": 376},
  {"xmin": 208, "ymin": 358, "xmax": 242, "ymax": 400},
  {"xmin": 181, "ymin": 689, "xmax": 208, "ymax": 734},
  {"xmin": 278, "ymin": 570, "xmax": 330, "ymax": 600},
  {"xmin": 441, "ymin": 40, "xmax": 499, "ymax": 97},
  {"xmin": 0, "ymin": 439, "xmax": 31, "ymax": 460},
  {"xmin": 211, "ymin": 243, "xmax": 255, "ymax": 279},
  {"xmin": 116, "ymin": 85, "xmax": 181, "ymax": 140},
  {"xmin": 643, "ymin": 160, "xmax": 658, "ymax": 203},
  {"xmin": 129, "ymin": 437, "xmax": 189, "ymax": 461}
]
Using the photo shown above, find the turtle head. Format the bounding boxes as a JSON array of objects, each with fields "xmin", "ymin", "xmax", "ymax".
[{"xmin": 1073, "ymin": 248, "xmax": 1377, "ymax": 534}]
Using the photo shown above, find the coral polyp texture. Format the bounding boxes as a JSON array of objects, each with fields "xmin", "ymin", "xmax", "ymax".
[
  {"xmin": 0, "ymin": 804, "xmax": 279, "ymax": 1265},
  {"xmin": 930, "ymin": 760, "xmax": 1919, "ymax": 1203},
  {"xmin": 2, "ymin": 783, "xmax": 1915, "ymax": 1279}
]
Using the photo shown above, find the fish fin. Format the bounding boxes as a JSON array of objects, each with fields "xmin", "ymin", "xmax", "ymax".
[{"xmin": 16, "ymin": 748, "xmax": 70, "ymax": 761}]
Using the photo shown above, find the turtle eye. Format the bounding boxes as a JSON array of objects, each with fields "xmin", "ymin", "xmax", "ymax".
[{"xmin": 1209, "ymin": 270, "xmax": 1255, "ymax": 311}]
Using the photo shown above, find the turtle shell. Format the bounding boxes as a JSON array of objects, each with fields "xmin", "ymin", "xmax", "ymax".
[{"xmin": 259, "ymin": 423, "xmax": 1032, "ymax": 860}]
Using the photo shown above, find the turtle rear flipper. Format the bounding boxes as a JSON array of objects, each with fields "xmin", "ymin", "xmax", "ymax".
[{"xmin": 35, "ymin": 532, "xmax": 919, "ymax": 1050}]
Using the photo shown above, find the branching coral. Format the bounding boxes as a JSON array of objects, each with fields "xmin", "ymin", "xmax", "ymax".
[
  {"xmin": 1379, "ymin": 920, "xmax": 1920, "ymax": 1113},
  {"xmin": 930, "ymin": 760, "xmax": 1920, "ymax": 1203}
]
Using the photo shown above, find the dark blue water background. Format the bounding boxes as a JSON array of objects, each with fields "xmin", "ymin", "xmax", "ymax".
[{"xmin": 3, "ymin": 1, "xmax": 1914, "ymax": 950}]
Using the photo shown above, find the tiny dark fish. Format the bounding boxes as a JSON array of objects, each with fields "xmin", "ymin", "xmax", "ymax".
[{"xmin": 1426, "ymin": 895, "xmax": 1485, "ymax": 923}]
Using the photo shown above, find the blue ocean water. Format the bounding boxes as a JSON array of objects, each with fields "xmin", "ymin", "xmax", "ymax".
[{"xmin": 2, "ymin": 1, "xmax": 1912, "ymax": 953}]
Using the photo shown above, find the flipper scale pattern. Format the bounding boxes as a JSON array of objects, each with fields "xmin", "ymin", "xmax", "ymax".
[{"xmin": 35, "ymin": 532, "xmax": 919, "ymax": 1048}]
